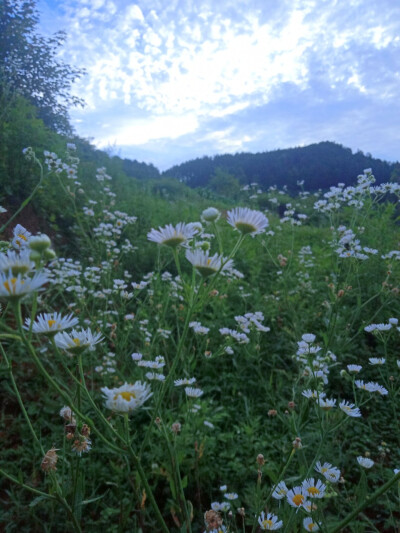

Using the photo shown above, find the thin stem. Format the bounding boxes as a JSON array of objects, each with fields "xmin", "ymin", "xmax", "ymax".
[
  {"xmin": 329, "ymin": 472, "xmax": 400, "ymax": 533},
  {"xmin": 0, "ymin": 342, "xmax": 44, "ymax": 453}
]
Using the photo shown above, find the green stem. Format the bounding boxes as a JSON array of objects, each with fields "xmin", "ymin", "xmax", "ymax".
[
  {"xmin": 0, "ymin": 342, "xmax": 44, "ymax": 453},
  {"xmin": 329, "ymin": 472, "xmax": 400, "ymax": 533},
  {"xmin": 0, "ymin": 468, "xmax": 57, "ymax": 500}
]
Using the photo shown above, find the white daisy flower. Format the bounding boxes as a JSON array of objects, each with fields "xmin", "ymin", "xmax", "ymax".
[
  {"xmin": 347, "ymin": 364, "xmax": 362, "ymax": 373},
  {"xmin": 0, "ymin": 250, "xmax": 34, "ymax": 276},
  {"xmin": 339, "ymin": 400, "xmax": 362, "ymax": 417},
  {"xmin": 314, "ymin": 462, "xmax": 340, "ymax": 483},
  {"xmin": 303, "ymin": 517, "xmax": 320, "ymax": 531},
  {"xmin": 302, "ymin": 389, "xmax": 326, "ymax": 400},
  {"xmin": 220, "ymin": 501, "xmax": 230, "ymax": 511},
  {"xmin": 147, "ymin": 222, "xmax": 197, "ymax": 247},
  {"xmin": 101, "ymin": 381, "xmax": 152, "ymax": 413},
  {"xmin": 223, "ymin": 492, "xmax": 238, "ymax": 500},
  {"xmin": 174, "ymin": 377, "xmax": 196, "ymax": 386},
  {"xmin": 54, "ymin": 328, "xmax": 103, "ymax": 354},
  {"xmin": 318, "ymin": 398, "xmax": 336, "ymax": 410},
  {"xmin": 369, "ymin": 357, "xmax": 386, "ymax": 365},
  {"xmin": 25, "ymin": 312, "xmax": 79, "ymax": 336},
  {"xmin": 0, "ymin": 271, "xmax": 48, "ymax": 300},
  {"xmin": 185, "ymin": 387, "xmax": 204, "ymax": 398},
  {"xmin": 301, "ymin": 333, "xmax": 316, "ymax": 343},
  {"xmin": 226, "ymin": 207, "xmax": 269, "ymax": 236},
  {"xmin": 272, "ymin": 481, "xmax": 289, "ymax": 499},
  {"xmin": 301, "ymin": 478, "xmax": 326, "ymax": 498},
  {"xmin": 357, "ymin": 456, "xmax": 374, "ymax": 469},
  {"xmin": 186, "ymin": 249, "xmax": 233, "ymax": 277},
  {"xmin": 145, "ymin": 372, "xmax": 165, "ymax": 381},
  {"xmin": 12, "ymin": 224, "xmax": 31, "ymax": 249},
  {"xmin": 258, "ymin": 511, "xmax": 283, "ymax": 530},
  {"xmin": 286, "ymin": 486, "xmax": 307, "ymax": 508}
]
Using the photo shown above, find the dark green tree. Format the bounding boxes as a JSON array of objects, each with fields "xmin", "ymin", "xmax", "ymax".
[
  {"xmin": 209, "ymin": 167, "xmax": 240, "ymax": 198},
  {"xmin": 0, "ymin": 0, "xmax": 85, "ymax": 133}
]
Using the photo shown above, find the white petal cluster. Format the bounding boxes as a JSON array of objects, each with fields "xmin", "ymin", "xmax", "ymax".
[
  {"xmin": 227, "ymin": 207, "xmax": 269, "ymax": 236},
  {"xmin": 147, "ymin": 222, "xmax": 197, "ymax": 247},
  {"xmin": 186, "ymin": 249, "xmax": 232, "ymax": 277},
  {"xmin": 25, "ymin": 312, "xmax": 79, "ymax": 336},
  {"xmin": 55, "ymin": 328, "xmax": 103, "ymax": 354},
  {"xmin": 101, "ymin": 381, "xmax": 152, "ymax": 413}
]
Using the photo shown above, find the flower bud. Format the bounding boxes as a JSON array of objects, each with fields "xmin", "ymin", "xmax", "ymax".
[
  {"xmin": 201, "ymin": 207, "xmax": 220, "ymax": 222},
  {"xmin": 29, "ymin": 234, "xmax": 51, "ymax": 253}
]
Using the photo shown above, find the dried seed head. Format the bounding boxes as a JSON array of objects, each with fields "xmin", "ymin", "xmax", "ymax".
[
  {"xmin": 41, "ymin": 447, "xmax": 58, "ymax": 472},
  {"xmin": 65, "ymin": 423, "xmax": 76, "ymax": 436},
  {"xmin": 171, "ymin": 422, "xmax": 181, "ymax": 434},
  {"xmin": 204, "ymin": 510, "xmax": 223, "ymax": 529},
  {"xmin": 292, "ymin": 437, "xmax": 302, "ymax": 449},
  {"xmin": 256, "ymin": 454, "xmax": 265, "ymax": 466},
  {"xmin": 71, "ymin": 437, "xmax": 91, "ymax": 456},
  {"xmin": 59, "ymin": 406, "xmax": 74, "ymax": 422},
  {"xmin": 81, "ymin": 424, "xmax": 91, "ymax": 437}
]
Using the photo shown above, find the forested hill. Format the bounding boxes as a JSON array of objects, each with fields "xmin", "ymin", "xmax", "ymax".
[{"xmin": 163, "ymin": 142, "xmax": 398, "ymax": 191}]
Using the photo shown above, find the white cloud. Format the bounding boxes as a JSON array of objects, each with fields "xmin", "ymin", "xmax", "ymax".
[
  {"xmin": 39, "ymin": 0, "xmax": 400, "ymax": 167},
  {"xmin": 94, "ymin": 114, "xmax": 199, "ymax": 147}
]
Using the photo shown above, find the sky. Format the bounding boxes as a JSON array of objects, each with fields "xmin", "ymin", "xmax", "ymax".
[{"xmin": 37, "ymin": 0, "xmax": 400, "ymax": 171}]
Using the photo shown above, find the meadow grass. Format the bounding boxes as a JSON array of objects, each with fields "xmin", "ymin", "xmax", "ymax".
[{"xmin": 0, "ymin": 148, "xmax": 400, "ymax": 532}]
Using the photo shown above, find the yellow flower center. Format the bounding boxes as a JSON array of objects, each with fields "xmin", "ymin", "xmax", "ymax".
[
  {"xmin": 307, "ymin": 486, "xmax": 320, "ymax": 496},
  {"xmin": 48, "ymin": 320, "xmax": 57, "ymax": 328},
  {"xmin": 3, "ymin": 278, "xmax": 23, "ymax": 294},
  {"xmin": 262, "ymin": 519, "xmax": 273, "ymax": 528},
  {"xmin": 163, "ymin": 235, "xmax": 185, "ymax": 247},
  {"xmin": 321, "ymin": 467, "xmax": 328, "ymax": 473},
  {"xmin": 116, "ymin": 391, "xmax": 136, "ymax": 402},
  {"xmin": 4, "ymin": 278, "xmax": 15, "ymax": 293},
  {"xmin": 18, "ymin": 233, "xmax": 28, "ymax": 241},
  {"xmin": 292, "ymin": 493, "xmax": 305, "ymax": 506},
  {"xmin": 235, "ymin": 221, "xmax": 257, "ymax": 234},
  {"xmin": 307, "ymin": 523, "xmax": 316, "ymax": 531},
  {"xmin": 73, "ymin": 338, "xmax": 81, "ymax": 345}
]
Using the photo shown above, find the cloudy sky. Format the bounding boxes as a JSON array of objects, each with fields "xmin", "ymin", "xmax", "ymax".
[{"xmin": 37, "ymin": 0, "xmax": 400, "ymax": 170}]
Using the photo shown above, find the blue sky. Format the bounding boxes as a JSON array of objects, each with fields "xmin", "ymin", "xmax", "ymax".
[{"xmin": 38, "ymin": 0, "xmax": 400, "ymax": 170}]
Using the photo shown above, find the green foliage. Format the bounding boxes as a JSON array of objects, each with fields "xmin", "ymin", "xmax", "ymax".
[
  {"xmin": 0, "ymin": 0, "xmax": 85, "ymax": 133},
  {"xmin": 1, "ymin": 151, "xmax": 400, "ymax": 532},
  {"xmin": 208, "ymin": 167, "xmax": 241, "ymax": 199}
]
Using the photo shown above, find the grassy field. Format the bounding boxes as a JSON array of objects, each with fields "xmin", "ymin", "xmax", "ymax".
[{"xmin": 1, "ymin": 148, "xmax": 400, "ymax": 532}]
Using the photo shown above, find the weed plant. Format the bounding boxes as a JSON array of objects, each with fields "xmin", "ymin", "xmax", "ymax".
[{"xmin": 0, "ymin": 147, "xmax": 400, "ymax": 532}]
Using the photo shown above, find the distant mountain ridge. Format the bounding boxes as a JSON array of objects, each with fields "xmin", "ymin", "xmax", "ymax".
[{"xmin": 162, "ymin": 142, "xmax": 398, "ymax": 191}]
